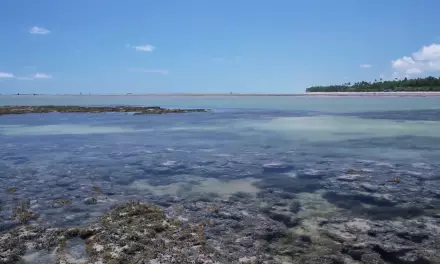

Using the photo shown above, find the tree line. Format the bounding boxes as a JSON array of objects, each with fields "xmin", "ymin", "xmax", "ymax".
[{"xmin": 306, "ymin": 76, "xmax": 440, "ymax": 92}]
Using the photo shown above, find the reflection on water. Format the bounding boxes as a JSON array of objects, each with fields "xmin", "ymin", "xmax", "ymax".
[{"xmin": 1, "ymin": 101, "xmax": 440, "ymax": 263}]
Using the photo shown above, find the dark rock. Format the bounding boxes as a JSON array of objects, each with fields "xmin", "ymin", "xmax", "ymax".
[
  {"xmin": 300, "ymin": 255, "xmax": 345, "ymax": 264},
  {"xmin": 396, "ymin": 231, "xmax": 429, "ymax": 243},
  {"xmin": 361, "ymin": 252, "xmax": 385, "ymax": 264},
  {"xmin": 297, "ymin": 234, "xmax": 312, "ymax": 243},
  {"xmin": 288, "ymin": 200, "xmax": 301, "ymax": 213},
  {"xmin": 0, "ymin": 105, "xmax": 209, "ymax": 116},
  {"xmin": 253, "ymin": 224, "xmax": 285, "ymax": 242},
  {"xmin": 267, "ymin": 211, "xmax": 299, "ymax": 227},
  {"xmin": 84, "ymin": 197, "xmax": 98, "ymax": 205},
  {"xmin": 0, "ymin": 201, "xmax": 227, "ymax": 263}
]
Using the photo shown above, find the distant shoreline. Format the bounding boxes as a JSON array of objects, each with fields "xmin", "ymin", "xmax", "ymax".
[{"xmin": 2, "ymin": 92, "xmax": 440, "ymax": 97}]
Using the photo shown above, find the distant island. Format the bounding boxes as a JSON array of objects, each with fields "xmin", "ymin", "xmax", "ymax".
[{"xmin": 306, "ymin": 76, "xmax": 440, "ymax": 92}]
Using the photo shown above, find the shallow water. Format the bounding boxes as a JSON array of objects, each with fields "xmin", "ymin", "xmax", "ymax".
[
  {"xmin": 2, "ymin": 94, "xmax": 440, "ymax": 112},
  {"xmin": 1, "ymin": 96, "xmax": 440, "ymax": 262}
]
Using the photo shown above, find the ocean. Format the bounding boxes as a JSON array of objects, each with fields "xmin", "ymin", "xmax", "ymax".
[{"xmin": 1, "ymin": 95, "xmax": 440, "ymax": 263}]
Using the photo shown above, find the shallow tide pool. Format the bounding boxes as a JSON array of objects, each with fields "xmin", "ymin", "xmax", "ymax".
[{"xmin": 1, "ymin": 96, "xmax": 440, "ymax": 263}]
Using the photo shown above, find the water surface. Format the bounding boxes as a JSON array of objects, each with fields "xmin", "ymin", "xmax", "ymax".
[{"xmin": 1, "ymin": 96, "xmax": 440, "ymax": 262}]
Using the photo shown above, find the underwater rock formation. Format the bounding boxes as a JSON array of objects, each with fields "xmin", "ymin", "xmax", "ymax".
[{"xmin": 0, "ymin": 201, "xmax": 226, "ymax": 264}]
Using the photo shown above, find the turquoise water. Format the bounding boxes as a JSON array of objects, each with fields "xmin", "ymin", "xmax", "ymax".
[{"xmin": 1, "ymin": 95, "xmax": 440, "ymax": 112}]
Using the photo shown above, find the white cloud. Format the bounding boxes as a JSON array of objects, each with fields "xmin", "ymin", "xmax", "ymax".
[
  {"xmin": 392, "ymin": 43, "xmax": 440, "ymax": 76},
  {"xmin": 412, "ymin": 43, "xmax": 440, "ymax": 61},
  {"xmin": 134, "ymin": 44, "xmax": 155, "ymax": 52},
  {"xmin": 33, "ymin": 73, "xmax": 52, "ymax": 79},
  {"xmin": 392, "ymin": 56, "xmax": 415, "ymax": 68},
  {"xmin": 360, "ymin": 64, "xmax": 372, "ymax": 68},
  {"xmin": 16, "ymin": 76, "xmax": 34, "ymax": 81},
  {"xmin": 0, "ymin": 72, "xmax": 15, "ymax": 78},
  {"xmin": 29, "ymin": 26, "xmax": 51, "ymax": 35},
  {"xmin": 130, "ymin": 68, "xmax": 168, "ymax": 74},
  {"xmin": 405, "ymin": 68, "xmax": 423, "ymax": 75}
]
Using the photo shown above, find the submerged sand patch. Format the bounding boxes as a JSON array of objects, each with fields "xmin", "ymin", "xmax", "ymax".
[
  {"xmin": 131, "ymin": 177, "xmax": 260, "ymax": 197},
  {"xmin": 239, "ymin": 115, "xmax": 440, "ymax": 142}
]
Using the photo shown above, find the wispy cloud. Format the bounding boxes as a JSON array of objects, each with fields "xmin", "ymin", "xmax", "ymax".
[
  {"xmin": 130, "ymin": 68, "xmax": 168, "ymax": 75},
  {"xmin": 33, "ymin": 73, "xmax": 52, "ymax": 79},
  {"xmin": 392, "ymin": 43, "xmax": 440, "ymax": 77},
  {"xmin": 132, "ymin": 44, "xmax": 155, "ymax": 52},
  {"xmin": 0, "ymin": 72, "xmax": 53, "ymax": 80},
  {"xmin": 0, "ymin": 72, "xmax": 15, "ymax": 78},
  {"xmin": 16, "ymin": 76, "xmax": 34, "ymax": 81},
  {"xmin": 360, "ymin": 64, "xmax": 372, "ymax": 68},
  {"xmin": 29, "ymin": 26, "xmax": 51, "ymax": 35}
]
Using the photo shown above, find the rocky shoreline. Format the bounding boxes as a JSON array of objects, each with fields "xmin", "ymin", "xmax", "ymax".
[
  {"xmin": 1, "ymin": 161, "xmax": 440, "ymax": 263},
  {"xmin": 2, "ymin": 174, "xmax": 440, "ymax": 263},
  {"xmin": 0, "ymin": 105, "xmax": 208, "ymax": 116}
]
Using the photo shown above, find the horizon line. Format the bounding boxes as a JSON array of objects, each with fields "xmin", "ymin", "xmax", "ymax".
[{"xmin": 2, "ymin": 92, "xmax": 440, "ymax": 97}]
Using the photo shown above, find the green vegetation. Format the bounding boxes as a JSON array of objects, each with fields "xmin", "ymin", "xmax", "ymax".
[
  {"xmin": 54, "ymin": 199, "xmax": 73, "ymax": 206},
  {"xmin": 306, "ymin": 76, "xmax": 440, "ymax": 92},
  {"xmin": 92, "ymin": 185, "xmax": 102, "ymax": 194},
  {"xmin": 346, "ymin": 168, "xmax": 362, "ymax": 174},
  {"xmin": 7, "ymin": 187, "xmax": 17, "ymax": 194},
  {"xmin": 12, "ymin": 199, "xmax": 38, "ymax": 224}
]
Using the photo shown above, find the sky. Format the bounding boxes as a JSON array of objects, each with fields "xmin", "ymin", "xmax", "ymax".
[{"xmin": 1, "ymin": 0, "xmax": 440, "ymax": 94}]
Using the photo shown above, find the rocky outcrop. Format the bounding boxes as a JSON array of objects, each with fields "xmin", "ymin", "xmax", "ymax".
[
  {"xmin": 322, "ymin": 216, "xmax": 440, "ymax": 263},
  {"xmin": 0, "ymin": 202, "xmax": 227, "ymax": 264},
  {"xmin": 0, "ymin": 200, "xmax": 292, "ymax": 264},
  {"xmin": 0, "ymin": 105, "xmax": 208, "ymax": 115}
]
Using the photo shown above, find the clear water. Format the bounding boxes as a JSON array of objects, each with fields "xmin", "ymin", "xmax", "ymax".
[
  {"xmin": 1, "ymin": 95, "xmax": 440, "ymax": 228},
  {"xmin": 2, "ymin": 94, "xmax": 440, "ymax": 112}
]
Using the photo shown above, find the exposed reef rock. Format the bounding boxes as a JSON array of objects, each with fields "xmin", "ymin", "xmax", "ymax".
[
  {"xmin": 0, "ymin": 201, "xmax": 226, "ymax": 264},
  {"xmin": 0, "ymin": 105, "xmax": 208, "ymax": 116}
]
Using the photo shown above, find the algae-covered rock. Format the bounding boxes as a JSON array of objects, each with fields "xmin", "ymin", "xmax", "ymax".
[
  {"xmin": 6, "ymin": 187, "xmax": 17, "ymax": 194},
  {"xmin": 0, "ymin": 201, "xmax": 226, "ymax": 264},
  {"xmin": 83, "ymin": 201, "xmax": 224, "ymax": 263}
]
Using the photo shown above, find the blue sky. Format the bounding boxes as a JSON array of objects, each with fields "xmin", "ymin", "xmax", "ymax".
[{"xmin": 1, "ymin": 0, "xmax": 440, "ymax": 94}]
